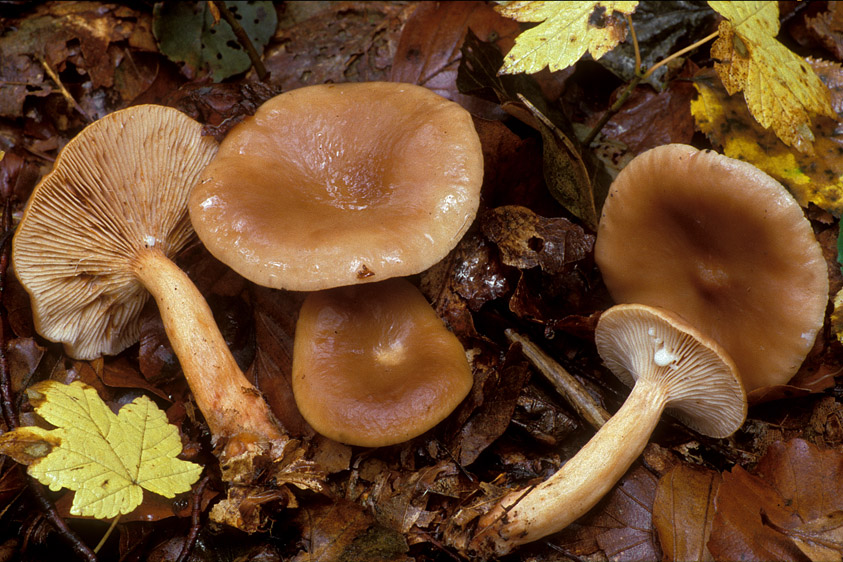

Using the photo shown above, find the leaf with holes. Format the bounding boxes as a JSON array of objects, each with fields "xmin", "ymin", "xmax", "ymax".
[
  {"xmin": 153, "ymin": 1, "xmax": 276, "ymax": 82},
  {"xmin": 496, "ymin": 1, "xmax": 638, "ymax": 75}
]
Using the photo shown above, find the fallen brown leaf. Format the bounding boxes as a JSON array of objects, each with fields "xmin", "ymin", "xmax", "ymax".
[
  {"xmin": 390, "ymin": 1, "xmax": 520, "ymax": 117},
  {"xmin": 652, "ymin": 463, "xmax": 720, "ymax": 562},
  {"xmin": 708, "ymin": 465, "xmax": 807, "ymax": 561},
  {"xmin": 293, "ymin": 498, "xmax": 410, "ymax": 562},
  {"xmin": 554, "ymin": 464, "xmax": 662, "ymax": 561}
]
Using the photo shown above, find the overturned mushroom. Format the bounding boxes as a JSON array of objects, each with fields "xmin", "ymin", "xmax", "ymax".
[
  {"xmin": 189, "ymin": 82, "xmax": 484, "ymax": 291},
  {"xmin": 595, "ymin": 144, "xmax": 828, "ymax": 393},
  {"xmin": 292, "ymin": 278, "xmax": 473, "ymax": 447},
  {"xmin": 472, "ymin": 304, "xmax": 746, "ymax": 556},
  {"xmin": 12, "ymin": 105, "xmax": 285, "ymax": 463}
]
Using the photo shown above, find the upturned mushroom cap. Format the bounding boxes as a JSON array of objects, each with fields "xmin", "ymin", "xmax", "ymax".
[
  {"xmin": 595, "ymin": 303, "xmax": 746, "ymax": 437},
  {"xmin": 13, "ymin": 105, "xmax": 218, "ymax": 360},
  {"xmin": 292, "ymin": 278, "xmax": 474, "ymax": 447},
  {"xmin": 595, "ymin": 144, "xmax": 828, "ymax": 393},
  {"xmin": 189, "ymin": 82, "xmax": 484, "ymax": 291},
  {"xmin": 471, "ymin": 303, "xmax": 746, "ymax": 556}
]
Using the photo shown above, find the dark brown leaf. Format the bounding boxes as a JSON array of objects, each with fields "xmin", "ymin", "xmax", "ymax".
[
  {"xmin": 756, "ymin": 439, "xmax": 843, "ymax": 522},
  {"xmin": 444, "ymin": 343, "xmax": 530, "ymax": 466},
  {"xmin": 264, "ymin": 2, "xmax": 410, "ymax": 91},
  {"xmin": 593, "ymin": 60, "xmax": 700, "ymax": 155},
  {"xmin": 7, "ymin": 337, "xmax": 44, "ymax": 395},
  {"xmin": 0, "ymin": 3, "xmax": 155, "ymax": 117},
  {"xmin": 708, "ymin": 465, "xmax": 808, "ymax": 562},
  {"xmin": 249, "ymin": 286, "xmax": 312, "ymax": 437},
  {"xmin": 806, "ymin": 3, "xmax": 843, "ymax": 60},
  {"xmin": 481, "ymin": 205, "xmax": 594, "ymax": 275},
  {"xmin": 554, "ymin": 464, "xmax": 662, "ymax": 561},
  {"xmin": 390, "ymin": 1, "xmax": 519, "ymax": 117}
]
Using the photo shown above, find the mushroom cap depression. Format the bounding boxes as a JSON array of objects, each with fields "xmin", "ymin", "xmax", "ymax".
[
  {"xmin": 595, "ymin": 303, "xmax": 746, "ymax": 438},
  {"xmin": 594, "ymin": 144, "xmax": 828, "ymax": 393},
  {"xmin": 13, "ymin": 105, "xmax": 218, "ymax": 360},
  {"xmin": 292, "ymin": 278, "xmax": 474, "ymax": 447},
  {"xmin": 189, "ymin": 82, "xmax": 484, "ymax": 291}
]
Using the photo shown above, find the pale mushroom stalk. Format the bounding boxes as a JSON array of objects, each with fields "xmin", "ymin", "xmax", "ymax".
[
  {"xmin": 477, "ymin": 379, "xmax": 665, "ymax": 550},
  {"xmin": 472, "ymin": 304, "xmax": 746, "ymax": 556},
  {"xmin": 12, "ymin": 105, "xmax": 285, "ymax": 463},
  {"xmin": 132, "ymin": 248, "xmax": 282, "ymax": 443}
]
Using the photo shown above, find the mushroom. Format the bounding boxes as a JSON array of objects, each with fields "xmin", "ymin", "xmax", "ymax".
[
  {"xmin": 12, "ymin": 105, "xmax": 284, "ymax": 461},
  {"xmin": 594, "ymin": 144, "xmax": 828, "ymax": 393},
  {"xmin": 472, "ymin": 303, "xmax": 746, "ymax": 555},
  {"xmin": 292, "ymin": 278, "xmax": 474, "ymax": 447},
  {"xmin": 188, "ymin": 81, "xmax": 484, "ymax": 291}
]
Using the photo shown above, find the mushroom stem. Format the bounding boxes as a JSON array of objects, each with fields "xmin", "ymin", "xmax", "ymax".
[
  {"xmin": 473, "ymin": 378, "xmax": 666, "ymax": 555},
  {"xmin": 132, "ymin": 247, "xmax": 283, "ymax": 445}
]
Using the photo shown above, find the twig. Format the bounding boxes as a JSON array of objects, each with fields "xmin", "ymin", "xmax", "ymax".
[
  {"xmin": 0, "ymin": 204, "xmax": 14, "ymax": 431},
  {"xmin": 28, "ymin": 481, "xmax": 98, "ymax": 561},
  {"xmin": 37, "ymin": 57, "xmax": 91, "ymax": 122},
  {"xmin": 211, "ymin": 1, "xmax": 269, "ymax": 82},
  {"xmin": 505, "ymin": 330, "xmax": 610, "ymax": 430},
  {"xmin": 0, "ymin": 199, "xmax": 97, "ymax": 561},
  {"xmin": 176, "ymin": 474, "xmax": 210, "ymax": 562},
  {"xmin": 582, "ymin": 29, "xmax": 719, "ymax": 147}
]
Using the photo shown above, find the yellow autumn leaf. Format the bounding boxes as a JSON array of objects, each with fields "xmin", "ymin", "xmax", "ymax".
[
  {"xmin": 691, "ymin": 66, "xmax": 843, "ymax": 217},
  {"xmin": 708, "ymin": 1, "xmax": 836, "ymax": 153},
  {"xmin": 496, "ymin": 1, "xmax": 638, "ymax": 75},
  {"xmin": 0, "ymin": 380, "xmax": 201, "ymax": 519}
]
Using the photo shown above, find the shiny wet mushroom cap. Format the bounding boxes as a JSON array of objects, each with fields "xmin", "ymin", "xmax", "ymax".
[
  {"xmin": 189, "ymin": 82, "xmax": 484, "ymax": 291},
  {"xmin": 292, "ymin": 278, "xmax": 474, "ymax": 447},
  {"xmin": 594, "ymin": 144, "xmax": 828, "ymax": 393}
]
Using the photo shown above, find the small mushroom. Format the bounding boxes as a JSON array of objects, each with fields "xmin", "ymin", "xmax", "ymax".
[
  {"xmin": 12, "ymin": 105, "xmax": 284, "ymax": 459},
  {"xmin": 292, "ymin": 278, "xmax": 474, "ymax": 447},
  {"xmin": 595, "ymin": 144, "xmax": 828, "ymax": 393},
  {"xmin": 189, "ymin": 82, "xmax": 484, "ymax": 291},
  {"xmin": 472, "ymin": 303, "xmax": 746, "ymax": 555}
]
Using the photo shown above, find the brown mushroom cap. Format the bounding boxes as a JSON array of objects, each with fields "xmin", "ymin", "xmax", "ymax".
[
  {"xmin": 292, "ymin": 278, "xmax": 473, "ymax": 447},
  {"xmin": 13, "ymin": 105, "xmax": 218, "ymax": 360},
  {"xmin": 594, "ymin": 144, "xmax": 828, "ymax": 393},
  {"xmin": 189, "ymin": 82, "xmax": 484, "ymax": 291}
]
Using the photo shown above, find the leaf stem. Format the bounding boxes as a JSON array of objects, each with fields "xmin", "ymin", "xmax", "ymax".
[
  {"xmin": 93, "ymin": 515, "xmax": 121, "ymax": 553},
  {"xmin": 641, "ymin": 29, "xmax": 719, "ymax": 80},
  {"xmin": 626, "ymin": 14, "xmax": 641, "ymax": 75}
]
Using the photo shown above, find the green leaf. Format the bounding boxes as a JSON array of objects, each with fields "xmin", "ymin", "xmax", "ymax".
[{"xmin": 153, "ymin": 1, "xmax": 277, "ymax": 82}]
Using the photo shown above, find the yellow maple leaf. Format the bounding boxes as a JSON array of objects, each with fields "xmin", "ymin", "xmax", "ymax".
[
  {"xmin": 691, "ymin": 66, "xmax": 843, "ymax": 217},
  {"xmin": 496, "ymin": 1, "xmax": 638, "ymax": 75},
  {"xmin": 708, "ymin": 1, "xmax": 836, "ymax": 153},
  {"xmin": 0, "ymin": 380, "xmax": 201, "ymax": 519}
]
